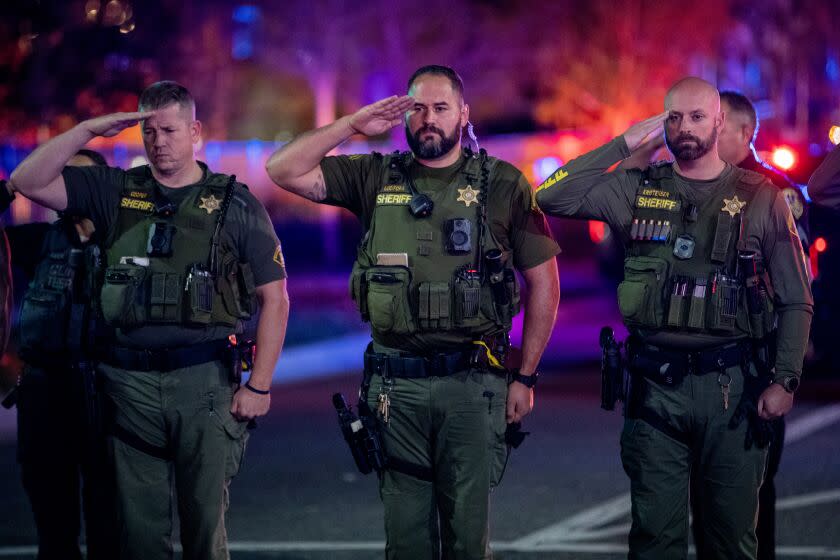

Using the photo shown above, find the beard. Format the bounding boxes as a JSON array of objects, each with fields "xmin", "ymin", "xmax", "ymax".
[
  {"xmin": 666, "ymin": 126, "xmax": 719, "ymax": 161},
  {"xmin": 406, "ymin": 123, "xmax": 461, "ymax": 159}
]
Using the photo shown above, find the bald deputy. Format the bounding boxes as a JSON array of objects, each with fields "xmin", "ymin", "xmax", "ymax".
[{"xmin": 536, "ymin": 77, "xmax": 812, "ymax": 560}]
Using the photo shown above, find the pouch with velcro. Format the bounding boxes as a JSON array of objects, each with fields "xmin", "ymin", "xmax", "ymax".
[
  {"xmin": 101, "ymin": 263, "xmax": 148, "ymax": 328},
  {"xmin": 218, "ymin": 252, "xmax": 252, "ymax": 321},
  {"xmin": 19, "ymin": 287, "xmax": 70, "ymax": 354},
  {"xmin": 617, "ymin": 256, "xmax": 669, "ymax": 329},
  {"xmin": 364, "ymin": 266, "xmax": 415, "ymax": 334},
  {"xmin": 149, "ymin": 272, "xmax": 181, "ymax": 321},
  {"xmin": 417, "ymin": 282, "xmax": 451, "ymax": 330}
]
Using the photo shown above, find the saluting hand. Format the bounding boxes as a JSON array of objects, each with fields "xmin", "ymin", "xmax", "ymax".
[
  {"xmin": 622, "ymin": 111, "xmax": 669, "ymax": 152},
  {"xmin": 347, "ymin": 95, "xmax": 415, "ymax": 137},
  {"xmin": 82, "ymin": 111, "xmax": 158, "ymax": 138}
]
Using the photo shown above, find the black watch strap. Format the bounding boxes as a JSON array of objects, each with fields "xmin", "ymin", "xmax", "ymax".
[
  {"xmin": 774, "ymin": 375, "xmax": 800, "ymax": 394},
  {"xmin": 510, "ymin": 370, "xmax": 538, "ymax": 389}
]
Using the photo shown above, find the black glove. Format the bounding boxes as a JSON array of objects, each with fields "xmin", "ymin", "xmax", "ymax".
[
  {"xmin": 504, "ymin": 422, "xmax": 529, "ymax": 449},
  {"xmin": 728, "ymin": 373, "xmax": 773, "ymax": 450}
]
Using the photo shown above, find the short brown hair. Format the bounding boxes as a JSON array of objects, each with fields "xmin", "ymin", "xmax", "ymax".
[{"xmin": 138, "ymin": 81, "xmax": 195, "ymax": 114}]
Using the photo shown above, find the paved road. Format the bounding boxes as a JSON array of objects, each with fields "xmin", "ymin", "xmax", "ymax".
[{"xmin": 1, "ymin": 366, "xmax": 838, "ymax": 559}]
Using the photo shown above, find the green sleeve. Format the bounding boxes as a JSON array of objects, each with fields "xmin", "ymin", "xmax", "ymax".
[
  {"xmin": 747, "ymin": 188, "xmax": 813, "ymax": 379},
  {"xmin": 535, "ymin": 137, "xmax": 639, "ymax": 232},
  {"xmin": 504, "ymin": 167, "xmax": 561, "ymax": 271},
  {"xmin": 232, "ymin": 189, "xmax": 287, "ymax": 285},
  {"xmin": 320, "ymin": 154, "xmax": 384, "ymax": 225}
]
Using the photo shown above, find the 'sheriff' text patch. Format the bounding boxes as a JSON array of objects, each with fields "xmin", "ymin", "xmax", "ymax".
[
  {"xmin": 120, "ymin": 197, "xmax": 154, "ymax": 212},
  {"xmin": 376, "ymin": 193, "xmax": 413, "ymax": 205},
  {"xmin": 635, "ymin": 192, "xmax": 681, "ymax": 211}
]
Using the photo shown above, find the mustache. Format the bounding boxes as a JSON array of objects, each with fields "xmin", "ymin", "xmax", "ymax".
[
  {"xmin": 416, "ymin": 125, "xmax": 445, "ymax": 138},
  {"xmin": 674, "ymin": 134, "xmax": 701, "ymax": 144}
]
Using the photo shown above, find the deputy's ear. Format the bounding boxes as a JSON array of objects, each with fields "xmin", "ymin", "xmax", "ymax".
[{"xmin": 190, "ymin": 120, "xmax": 202, "ymax": 144}]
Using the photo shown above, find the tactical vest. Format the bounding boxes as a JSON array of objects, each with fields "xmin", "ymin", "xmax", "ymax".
[
  {"xmin": 616, "ymin": 163, "xmax": 775, "ymax": 340},
  {"xmin": 99, "ymin": 166, "xmax": 255, "ymax": 330},
  {"xmin": 18, "ymin": 221, "xmax": 98, "ymax": 362},
  {"xmin": 349, "ymin": 149, "xmax": 520, "ymax": 341}
]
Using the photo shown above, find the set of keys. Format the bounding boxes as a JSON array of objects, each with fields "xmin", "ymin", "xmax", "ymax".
[
  {"xmin": 376, "ymin": 377, "xmax": 394, "ymax": 424},
  {"xmin": 718, "ymin": 371, "xmax": 731, "ymax": 411}
]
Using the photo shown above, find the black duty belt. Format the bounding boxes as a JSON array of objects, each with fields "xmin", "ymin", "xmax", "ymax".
[
  {"xmin": 102, "ymin": 339, "xmax": 230, "ymax": 372},
  {"xmin": 364, "ymin": 347, "xmax": 471, "ymax": 379},
  {"xmin": 630, "ymin": 339, "xmax": 751, "ymax": 385}
]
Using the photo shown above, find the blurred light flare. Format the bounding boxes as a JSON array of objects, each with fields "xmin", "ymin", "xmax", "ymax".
[
  {"xmin": 815, "ymin": 237, "xmax": 827, "ymax": 253},
  {"xmin": 771, "ymin": 147, "xmax": 796, "ymax": 170},
  {"xmin": 533, "ymin": 156, "xmax": 562, "ymax": 183},
  {"xmin": 588, "ymin": 220, "xmax": 607, "ymax": 244},
  {"xmin": 829, "ymin": 126, "xmax": 840, "ymax": 146}
]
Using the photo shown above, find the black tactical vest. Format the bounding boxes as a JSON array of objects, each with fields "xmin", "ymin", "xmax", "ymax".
[
  {"xmin": 349, "ymin": 149, "xmax": 520, "ymax": 342},
  {"xmin": 18, "ymin": 221, "xmax": 99, "ymax": 362},
  {"xmin": 99, "ymin": 166, "xmax": 255, "ymax": 331},
  {"xmin": 617, "ymin": 163, "xmax": 774, "ymax": 339}
]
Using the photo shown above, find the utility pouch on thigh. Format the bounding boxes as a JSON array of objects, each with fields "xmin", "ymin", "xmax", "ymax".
[
  {"xmin": 453, "ymin": 269, "xmax": 482, "ymax": 327},
  {"xmin": 101, "ymin": 263, "xmax": 148, "ymax": 328},
  {"xmin": 364, "ymin": 266, "xmax": 415, "ymax": 334},
  {"xmin": 417, "ymin": 282, "xmax": 451, "ymax": 330},
  {"xmin": 706, "ymin": 273, "xmax": 739, "ymax": 333},
  {"xmin": 149, "ymin": 272, "xmax": 181, "ymax": 321},
  {"xmin": 617, "ymin": 256, "xmax": 669, "ymax": 329},
  {"xmin": 185, "ymin": 265, "xmax": 214, "ymax": 324}
]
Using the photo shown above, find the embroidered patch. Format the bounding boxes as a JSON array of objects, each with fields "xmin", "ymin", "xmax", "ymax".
[
  {"xmin": 457, "ymin": 185, "xmax": 479, "ymax": 207},
  {"xmin": 120, "ymin": 197, "xmax": 154, "ymax": 212},
  {"xmin": 376, "ymin": 193, "xmax": 412, "ymax": 205},
  {"xmin": 782, "ymin": 188, "xmax": 804, "ymax": 220},
  {"xmin": 273, "ymin": 243, "xmax": 285, "ymax": 267},
  {"xmin": 537, "ymin": 168, "xmax": 569, "ymax": 192},
  {"xmin": 198, "ymin": 194, "xmax": 222, "ymax": 215},
  {"xmin": 635, "ymin": 195, "xmax": 681, "ymax": 211},
  {"xmin": 381, "ymin": 184, "xmax": 408, "ymax": 193}
]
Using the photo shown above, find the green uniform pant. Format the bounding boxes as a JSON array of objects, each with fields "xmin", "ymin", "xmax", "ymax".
[
  {"xmin": 100, "ymin": 360, "xmax": 249, "ymax": 560},
  {"xmin": 621, "ymin": 364, "xmax": 768, "ymax": 560},
  {"xmin": 365, "ymin": 368, "xmax": 509, "ymax": 560}
]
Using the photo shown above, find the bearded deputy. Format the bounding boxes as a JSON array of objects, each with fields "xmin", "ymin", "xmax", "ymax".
[
  {"xmin": 9, "ymin": 81, "xmax": 290, "ymax": 560},
  {"xmin": 266, "ymin": 65, "xmax": 560, "ymax": 559},
  {"xmin": 536, "ymin": 77, "xmax": 812, "ymax": 560}
]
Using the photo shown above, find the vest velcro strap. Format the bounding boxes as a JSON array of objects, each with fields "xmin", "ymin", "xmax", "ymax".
[
  {"xmin": 711, "ymin": 212, "xmax": 734, "ymax": 263},
  {"xmin": 103, "ymin": 339, "xmax": 230, "ymax": 372}
]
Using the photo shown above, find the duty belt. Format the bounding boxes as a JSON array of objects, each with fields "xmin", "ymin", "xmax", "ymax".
[
  {"xmin": 629, "ymin": 338, "xmax": 751, "ymax": 385},
  {"xmin": 102, "ymin": 339, "xmax": 230, "ymax": 372},
  {"xmin": 363, "ymin": 339, "xmax": 506, "ymax": 379}
]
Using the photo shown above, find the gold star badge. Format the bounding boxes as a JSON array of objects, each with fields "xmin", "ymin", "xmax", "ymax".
[
  {"xmin": 198, "ymin": 194, "xmax": 222, "ymax": 215},
  {"xmin": 782, "ymin": 188, "xmax": 804, "ymax": 220},
  {"xmin": 457, "ymin": 185, "xmax": 479, "ymax": 207},
  {"xmin": 721, "ymin": 195, "xmax": 746, "ymax": 218}
]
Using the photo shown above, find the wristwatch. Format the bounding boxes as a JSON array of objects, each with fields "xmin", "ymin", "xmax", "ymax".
[
  {"xmin": 510, "ymin": 369, "xmax": 539, "ymax": 389},
  {"xmin": 773, "ymin": 375, "xmax": 800, "ymax": 394}
]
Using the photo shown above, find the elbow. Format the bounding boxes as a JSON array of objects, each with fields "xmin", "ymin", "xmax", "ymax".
[{"xmin": 265, "ymin": 158, "xmax": 289, "ymax": 190}]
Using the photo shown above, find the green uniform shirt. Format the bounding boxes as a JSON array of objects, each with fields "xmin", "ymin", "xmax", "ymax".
[
  {"xmin": 321, "ymin": 152, "xmax": 560, "ymax": 352},
  {"xmin": 536, "ymin": 137, "xmax": 812, "ymax": 378},
  {"xmin": 62, "ymin": 162, "xmax": 286, "ymax": 349}
]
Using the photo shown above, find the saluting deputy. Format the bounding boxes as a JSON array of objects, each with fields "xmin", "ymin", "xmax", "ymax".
[
  {"xmin": 10, "ymin": 81, "xmax": 290, "ymax": 560},
  {"xmin": 267, "ymin": 65, "xmax": 560, "ymax": 559},
  {"xmin": 536, "ymin": 77, "xmax": 812, "ymax": 560}
]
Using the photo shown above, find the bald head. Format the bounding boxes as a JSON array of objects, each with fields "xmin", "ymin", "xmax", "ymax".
[
  {"xmin": 663, "ymin": 77, "xmax": 725, "ymax": 163},
  {"xmin": 665, "ymin": 77, "xmax": 721, "ymax": 113}
]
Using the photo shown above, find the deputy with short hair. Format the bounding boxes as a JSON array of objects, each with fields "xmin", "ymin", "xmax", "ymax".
[
  {"xmin": 10, "ymin": 81, "xmax": 290, "ymax": 560},
  {"xmin": 536, "ymin": 77, "xmax": 812, "ymax": 560},
  {"xmin": 267, "ymin": 65, "xmax": 560, "ymax": 559}
]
